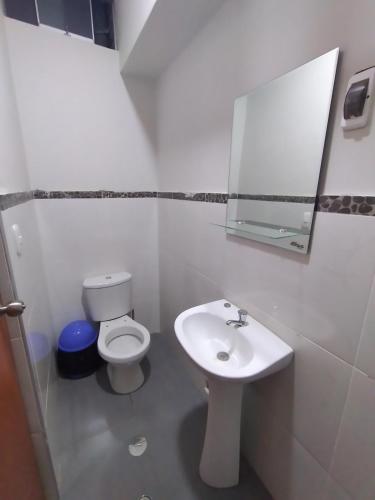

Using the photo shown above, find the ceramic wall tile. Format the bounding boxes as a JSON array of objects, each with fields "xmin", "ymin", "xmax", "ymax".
[
  {"xmin": 330, "ymin": 369, "xmax": 375, "ymax": 499},
  {"xmin": 242, "ymin": 388, "xmax": 330, "ymax": 500},
  {"xmin": 355, "ymin": 276, "xmax": 375, "ymax": 378},
  {"xmin": 34, "ymin": 199, "xmax": 160, "ymax": 335},
  {"xmin": 298, "ymin": 213, "xmax": 375, "ymax": 364},
  {"xmin": 10, "ymin": 337, "xmax": 44, "ymax": 435},
  {"xmin": 252, "ymin": 330, "xmax": 352, "ymax": 469},
  {"xmin": 1, "ymin": 201, "xmax": 56, "ymax": 419}
]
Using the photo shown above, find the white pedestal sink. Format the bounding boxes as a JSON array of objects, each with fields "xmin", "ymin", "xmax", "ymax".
[{"xmin": 174, "ymin": 299, "xmax": 293, "ymax": 488}]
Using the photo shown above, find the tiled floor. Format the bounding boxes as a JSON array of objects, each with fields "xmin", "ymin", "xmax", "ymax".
[{"xmin": 50, "ymin": 334, "xmax": 271, "ymax": 500}]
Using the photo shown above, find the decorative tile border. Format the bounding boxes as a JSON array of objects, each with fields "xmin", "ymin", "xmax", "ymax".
[
  {"xmin": 161, "ymin": 192, "xmax": 228, "ymax": 203},
  {"xmin": 33, "ymin": 189, "xmax": 157, "ymax": 199},
  {"xmin": 317, "ymin": 195, "xmax": 375, "ymax": 215},
  {"xmin": 206, "ymin": 193, "xmax": 228, "ymax": 204},
  {"xmin": 231, "ymin": 194, "xmax": 316, "ymax": 203},
  {"xmin": 33, "ymin": 190, "xmax": 229, "ymax": 203},
  {"xmin": 163, "ymin": 192, "xmax": 207, "ymax": 202},
  {"xmin": 1, "ymin": 190, "xmax": 375, "ymax": 216},
  {"xmin": 0, "ymin": 191, "xmax": 34, "ymax": 211}
]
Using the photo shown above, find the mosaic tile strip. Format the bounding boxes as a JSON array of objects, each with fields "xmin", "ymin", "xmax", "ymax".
[
  {"xmin": 33, "ymin": 190, "xmax": 157, "ymax": 199},
  {"xmin": 231, "ymin": 194, "xmax": 316, "ymax": 203},
  {"xmin": 33, "ymin": 190, "xmax": 228, "ymax": 203},
  {"xmin": 317, "ymin": 195, "xmax": 375, "ymax": 215},
  {"xmin": 206, "ymin": 193, "xmax": 228, "ymax": 204},
  {"xmin": 0, "ymin": 191, "xmax": 34, "ymax": 210},
  {"xmin": 2, "ymin": 191, "xmax": 375, "ymax": 216},
  {"xmin": 158, "ymin": 192, "xmax": 228, "ymax": 203},
  {"xmin": 157, "ymin": 192, "xmax": 174, "ymax": 199},
  {"xmin": 126, "ymin": 191, "xmax": 157, "ymax": 198}
]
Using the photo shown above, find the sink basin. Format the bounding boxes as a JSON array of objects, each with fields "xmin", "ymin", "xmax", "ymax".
[
  {"xmin": 175, "ymin": 299, "xmax": 293, "ymax": 383},
  {"xmin": 174, "ymin": 299, "xmax": 293, "ymax": 488}
]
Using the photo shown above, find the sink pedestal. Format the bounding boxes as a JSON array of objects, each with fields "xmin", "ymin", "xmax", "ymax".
[
  {"xmin": 175, "ymin": 299, "xmax": 294, "ymax": 489},
  {"xmin": 199, "ymin": 377, "xmax": 244, "ymax": 488}
]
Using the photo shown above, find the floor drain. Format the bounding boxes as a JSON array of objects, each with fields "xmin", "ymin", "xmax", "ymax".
[
  {"xmin": 217, "ymin": 351, "xmax": 230, "ymax": 361},
  {"xmin": 128, "ymin": 436, "xmax": 147, "ymax": 457}
]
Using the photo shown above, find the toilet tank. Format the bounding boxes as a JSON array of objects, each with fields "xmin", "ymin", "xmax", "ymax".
[{"xmin": 83, "ymin": 272, "xmax": 132, "ymax": 322}]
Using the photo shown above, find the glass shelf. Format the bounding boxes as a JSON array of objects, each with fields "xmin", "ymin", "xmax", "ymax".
[{"xmin": 213, "ymin": 221, "xmax": 299, "ymax": 239}]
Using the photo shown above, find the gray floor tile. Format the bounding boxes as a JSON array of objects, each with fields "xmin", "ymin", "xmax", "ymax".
[{"xmin": 50, "ymin": 334, "xmax": 271, "ymax": 500}]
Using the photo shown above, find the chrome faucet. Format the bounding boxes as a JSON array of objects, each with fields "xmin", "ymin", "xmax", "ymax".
[{"xmin": 226, "ymin": 309, "xmax": 248, "ymax": 327}]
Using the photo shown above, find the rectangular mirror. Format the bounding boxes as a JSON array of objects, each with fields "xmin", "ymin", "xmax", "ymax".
[{"xmin": 225, "ymin": 48, "xmax": 339, "ymax": 254}]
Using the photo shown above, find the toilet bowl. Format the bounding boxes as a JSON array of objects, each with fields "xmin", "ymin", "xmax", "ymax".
[
  {"xmin": 82, "ymin": 271, "xmax": 151, "ymax": 394},
  {"xmin": 98, "ymin": 315, "xmax": 150, "ymax": 394}
]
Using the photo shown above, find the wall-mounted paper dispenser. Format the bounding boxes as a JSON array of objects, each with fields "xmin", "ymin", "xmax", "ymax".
[{"xmin": 341, "ymin": 66, "xmax": 375, "ymax": 130}]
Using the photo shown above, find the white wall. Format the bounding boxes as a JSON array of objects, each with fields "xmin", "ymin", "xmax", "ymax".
[
  {"xmin": 114, "ymin": 0, "xmax": 157, "ymax": 71},
  {"xmin": 157, "ymin": 1, "xmax": 375, "ymax": 499},
  {"xmin": 1, "ymin": 203, "xmax": 56, "ymax": 419},
  {"xmin": 5, "ymin": 19, "xmax": 158, "ymax": 192},
  {"xmin": 116, "ymin": 0, "xmax": 227, "ymax": 79},
  {"xmin": 0, "ymin": 12, "xmax": 29, "ymax": 193},
  {"xmin": 0, "ymin": 9, "xmax": 58, "ymax": 497},
  {"xmin": 0, "ymin": 10, "xmax": 55, "ymax": 423},
  {"xmin": 5, "ymin": 19, "xmax": 160, "ymax": 336},
  {"xmin": 157, "ymin": 0, "xmax": 375, "ymax": 196},
  {"xmin": 34, "ymin": 198, "xmax": 160, "ymax": 335},
  {"xmin": 0, "ymin": 202, "xmax": 59, "ymax": 498}
]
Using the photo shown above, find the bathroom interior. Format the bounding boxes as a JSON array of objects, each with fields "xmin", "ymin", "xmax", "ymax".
[{"xmin": 0, "ymin": 1, "xmax": 374, "ymax": 499}]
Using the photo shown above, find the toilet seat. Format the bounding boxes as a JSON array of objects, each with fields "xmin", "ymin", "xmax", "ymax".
[
  {"xmin": 98, "ymin": 315, "xmax": 150, "ymax": 364},
  {"xmin": 107, "ymin": 332, "xmax": 141, "ymax": 356}
]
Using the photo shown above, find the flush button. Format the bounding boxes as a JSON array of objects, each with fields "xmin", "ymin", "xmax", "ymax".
[{"xmin": 224, "ymin": 302, "xmax": 231, "ymax": 308}]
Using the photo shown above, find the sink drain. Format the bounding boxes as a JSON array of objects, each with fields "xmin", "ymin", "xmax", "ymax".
[
  {"xmin": 217, "ymin": 351, "xmax": 230, "ymax": 361},
  {"xmin": 128, "ymin": 436, "xmax": 147, "ymax": 457}
]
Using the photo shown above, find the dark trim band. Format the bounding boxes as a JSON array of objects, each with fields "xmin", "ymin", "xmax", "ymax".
[
  {"xmin": 231, "ymin": 194, "xmax": 315, "ymax": 203},
  {"xmin": 33, "ymin": 190, "xmax": 229, "ymax": 203},
  {"xmin": 0, "ymin": 191, "xmax": 34, "ymax": 211},
  {"xmin": 1, "ymin": 191, "xmax": 375, "ymax": 216},
  {"xmin": 317, "ymin": 195, "xmax": 375, "ymax": 216}
]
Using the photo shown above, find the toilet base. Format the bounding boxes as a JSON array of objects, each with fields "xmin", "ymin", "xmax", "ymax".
[{"xmin": 107, "ymin": 362, "xmax": 144, "ymax": 394}]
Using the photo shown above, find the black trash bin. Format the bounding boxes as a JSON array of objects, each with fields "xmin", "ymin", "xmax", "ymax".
[{"xmin": 57, "ymin": 320, "xmax": 101, "ymax": 378}]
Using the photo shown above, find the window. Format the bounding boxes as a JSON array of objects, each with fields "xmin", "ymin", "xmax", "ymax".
[
  {"xmin": 4, "ymin": 0, "xmax": 115, "ymax": 49},
  {"xmin": 4, "ymin": 0, "xmax": 38, "ymax": 26},
  {"xmin": 91, "ymin": 0, "xmax": 115, "ymax": 50},
  {"xmin": 38, "ymin": 0, "xmax": 93, "ymax": 40}
]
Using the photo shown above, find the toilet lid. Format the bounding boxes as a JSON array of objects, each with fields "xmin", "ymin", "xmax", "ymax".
[
  {"xmin": 83, "ymin": 272, "xmax": 131, "ymax": 289},
  {"xmin": 107, "ymin": 333, "xmax": 142, "ymax": 356}
]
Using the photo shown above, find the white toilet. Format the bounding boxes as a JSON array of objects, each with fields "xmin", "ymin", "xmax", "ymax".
[{"xmin": 82, "ymin": 272, "xmax": 151, "ymax": 394}]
